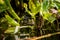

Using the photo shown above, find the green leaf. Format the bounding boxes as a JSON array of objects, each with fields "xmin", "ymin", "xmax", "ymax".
[
  {"xmin": 5, "ymin": 15, "xmax": 20, "ymax": 26},
  {"xmin": 43, "ymin": 12, "xmax": 56, "ymax": 23},
  {"xmin": 4, "ymin": 0, "xmax": 20, "ymax": 21},
  {"xmin": 29, "ymin": 0, "xmax": 36, "ymax": 13},
  {"xmin": 43, "ymin": 12, "xmax": 52, "ymax": 20},
  {"xmin": 55, "ymin": 1, "xmax": 60, "ymax": 9},
  {"xmin": 0, "ymin": 0, "xmax": 5, "ymax": 4},
  {"xmin": 0, "ymin": 18, "xmax": 8, "ymax": 31},
  {"xmin": 4, "ymin": 27, "xmax": 15, "ymax": 33},
  {"xmin": 48, "ymin": 16, "xmax": 56, "ymax": 23},
  {"xmin": 25, "ymin": 0, "xmax": 41, "ymax": 17},
  {"xmin": 43, "ymin": 0, "xmax": 50, "ymax": 11},
  {"xmin": 0, "ymin": 0, "xmax": 8, "ymax": 12}
]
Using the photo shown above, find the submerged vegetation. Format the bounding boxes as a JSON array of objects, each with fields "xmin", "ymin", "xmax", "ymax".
[{"xmin": 0, "ymin": 0, "xmax": 60, "ymax": 40}]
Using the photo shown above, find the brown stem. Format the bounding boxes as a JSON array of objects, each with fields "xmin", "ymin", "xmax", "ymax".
[{"xmin": 26, "ymin": 32, "xmax": 60, "ymax": 40}]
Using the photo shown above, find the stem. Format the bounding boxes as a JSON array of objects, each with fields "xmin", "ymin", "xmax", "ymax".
[
  {"xmin": 14, "ymin": 26, "xmax": 20, "ymax": 34},
  {"xmin": 31, "ymin": 16, "xmax": 36, "ymax": 36},
  {"xmin": 31, "ymin": 15, "xmax": 36, "ymax": 26},
  {"xmin": 14, "ymin": 35, "xmax": 19, "ymax": 40},
  {"xmin": 27, "ymin": 32, "xmax": 60, "ymax": 40}
]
